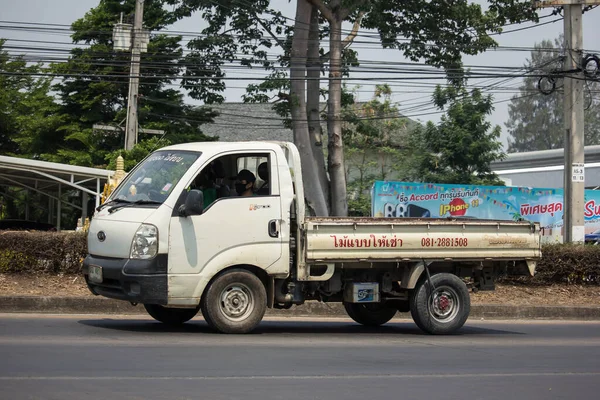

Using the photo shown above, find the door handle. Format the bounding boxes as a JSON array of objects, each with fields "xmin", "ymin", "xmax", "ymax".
[{"xmin": 268, "ymin": 219, "xmax": 279, "ymax": 238}]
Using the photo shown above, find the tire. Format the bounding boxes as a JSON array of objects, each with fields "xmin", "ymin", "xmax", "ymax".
[
  {"xmin": 143, "ymin": 304, "xmax": 199, "ymax": 326},
  {"xmin": 410, "ymin": 273, "xmax": 470, "ymax": 335},
  {"xmin": 344, "ymin": 302, "xmax": 397, "ymax": 326},
  {"xmin": 200, "ymin": 269, "xmax": 267, "ymax": 334}
]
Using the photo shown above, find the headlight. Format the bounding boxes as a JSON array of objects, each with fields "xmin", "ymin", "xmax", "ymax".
[{"xmin": 130, "ymin": 224, "xmax": 158, "ymax": 259}]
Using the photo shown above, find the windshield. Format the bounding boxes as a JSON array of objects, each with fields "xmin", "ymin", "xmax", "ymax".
[{"xmin": 110, "ymin": 150, "xmax": 200, "ymax": 204}]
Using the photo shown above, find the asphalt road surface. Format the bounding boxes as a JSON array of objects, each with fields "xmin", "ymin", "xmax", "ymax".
[{"xmin": 1, "ymin": 314, "xmax": 599, "ymax": 400}]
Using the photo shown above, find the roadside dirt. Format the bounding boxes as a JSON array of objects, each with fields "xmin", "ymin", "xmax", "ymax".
[
  {"xmin": 0, "ymin": 273, "xmax": 599, "ymax": 306},
  {"xmin": 0, "ymin": 274, "xmax": 93, "ymax": 298}
]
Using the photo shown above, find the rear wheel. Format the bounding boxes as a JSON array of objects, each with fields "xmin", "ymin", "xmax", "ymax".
[
  {"xmin": 410, "ymin": 273, "xmax": 470, "ymax": 335},
  {"xmin": 143, "ymin": 304, "xmax": 199, "ymax": 326},
  {"xmin": 201, "ymin": 269, "xmax": 267, "ymax": 334},
  {"xmin": 344, "ymin": 303, "xmax": 397, "ymax": 326}
]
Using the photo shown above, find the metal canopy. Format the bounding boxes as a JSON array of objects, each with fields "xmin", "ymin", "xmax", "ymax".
[
  {"xmin": 492, "ymin": 145, "xmax": 600, "ymax": 189},
  {"xmin": 0, "ymin": 155, "xmax": 115, "ymax": 231}
]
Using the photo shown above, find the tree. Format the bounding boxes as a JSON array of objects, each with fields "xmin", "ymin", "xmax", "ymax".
[
  {"xmin": 172, "ymin": 0, "xmax": 537, "ymax": 215},
  {"xmin": 46, "ymin": 0, "xmax": 216, "ymax": 168},
  {"xmin": 506, "ymin": 37, "xmax": 600, "ymax": 152},
  {"xmin": 289, "ymin": 0, "xmax": 329, "ymax": 215},
  {"xmin": 0, "ymin": 40, "xmax": 64, "ymax": 158},
  {"xmin": 407, "ymin": 81, "xmax": 505, "ymax": 186},
  {"xmin": 301, "ymin": 0, "xmax": 536, "ymax": 215},
  {"xmin": 344, "ymin": 84, "xmax": 414, "ymax": 215}
]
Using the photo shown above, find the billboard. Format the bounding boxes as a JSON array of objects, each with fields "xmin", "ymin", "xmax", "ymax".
[{"xmin": 371, "ymin": 181, "xmax": 600, "ymax": 243}]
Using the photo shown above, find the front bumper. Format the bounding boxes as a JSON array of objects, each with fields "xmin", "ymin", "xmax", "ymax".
[{"xmin": 83, "ymin": 254, "xmax": 168, "ymax": 305}]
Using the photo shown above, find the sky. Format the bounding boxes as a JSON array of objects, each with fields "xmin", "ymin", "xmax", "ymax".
[{"xmin": 1, "ymin": 0, "xmax": 599, "ymax": 151}]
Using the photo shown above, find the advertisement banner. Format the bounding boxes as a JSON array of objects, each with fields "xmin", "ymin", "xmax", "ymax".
[{"xmin": 371, "ymin": 181, "xmax": 600, "ymax": 243}]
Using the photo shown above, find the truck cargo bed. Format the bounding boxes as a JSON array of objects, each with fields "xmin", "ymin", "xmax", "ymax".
[{"xmin": 304, "ymin": 217, "xmax": 541, "ymax": 263}]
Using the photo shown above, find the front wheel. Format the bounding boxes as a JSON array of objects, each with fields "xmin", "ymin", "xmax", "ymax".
[
  {"xmin": 344, "ymin": 303, "xmax": 397, "ymax": 326},
  {"xmin": 143, "ymin": 304, "xmax": 199, "ymax": 326},
  {"xmin": 410, "ymin": 273, "xmax": 470, "ymax": 335},
  {"xmin": 201, "ymin": 269, "xmax": 267, "ymax": 334}
]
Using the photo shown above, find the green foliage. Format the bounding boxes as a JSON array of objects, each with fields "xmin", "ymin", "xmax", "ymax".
[
  {"xmin": 506, "ymin": 36, "xmax": 600, "ymax": 152},
  {"xmin": 343, "ymin": 85, "xmax": 416, "ymax": 216},
  {"xmin": 0, "ymin": 186, "xmax": 54, "ymax": 224},
  {"xmin": 1, "ymin": 1, "xmax": 219, "ymax": 169},
  {"xmin": 168, "ymin": 1, "xmax": 538, "ymax": 215},
  {"xmin": 0, "ymin": 41, "xmax": 64, "ymax": 157},
  {"xmin": 344, "ymin": 84, "xmax": 416, "ymax": 148},
  {"xmin": 173, "ymin": 0, "xmax": 539, "ymax": 108},
  {"xmin": 45, "ymin": 0, "xmax": 216, "ymax": 168},
  {"xmin": 406, "ymin": 80, "xmax": 506, "ymax": 186},
  {"xmin": 105, "ymin": 136, "xmax": 173, "ymax": 171},
  {"xmin": 0, "ymin": 250, "xmax": 36, "ymax": 273},
  {"xmin": 175, "ymin": 0, "xmax": 290, "ymax": 104},
  {"xmin": 362, "ymin": 0, "xmax": 537, "ymax": 71},
  {"xmin": 347, "ymin": 191, "xmax": 372, "ymax": 217},
  {"xmin": 0, "ymin": 1, "xmax": 221, "ymax": 228}
]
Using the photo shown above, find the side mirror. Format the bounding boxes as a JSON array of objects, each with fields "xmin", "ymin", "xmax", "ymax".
[{"xmin": 178, "ymin": 189, "xmax": 204, "ymax": 217}]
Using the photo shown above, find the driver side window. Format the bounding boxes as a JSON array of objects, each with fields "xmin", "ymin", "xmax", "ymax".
[
  {"xmin": 235, "ymin": 155, "xmax": 270, "ymax": 196},
  {"xmin": 177, "ymin": 153, "xmax": 272, "ymax": 215}
]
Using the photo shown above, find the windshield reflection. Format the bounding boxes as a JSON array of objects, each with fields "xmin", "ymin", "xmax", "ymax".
[{"xmin": 110, "ymin": 150, "xmax": 200, "ymax": 205}]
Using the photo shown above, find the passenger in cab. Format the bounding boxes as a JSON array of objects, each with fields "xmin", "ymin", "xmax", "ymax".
[{"xmin": 235, "ymin": 169, "xmax": 256, "ymax": 197}]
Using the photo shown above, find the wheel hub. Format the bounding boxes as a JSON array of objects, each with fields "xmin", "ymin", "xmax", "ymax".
[
  {"xmin": 429, "ymin": 286, "xmax": 459, "ymax": 323},
  {"xmin": 220, "ymin": 284, "xmax": 254, "ymax": 322},
  {"xmin": 437, "ymin": 295, "xmax": 450, "ymax": 311}
]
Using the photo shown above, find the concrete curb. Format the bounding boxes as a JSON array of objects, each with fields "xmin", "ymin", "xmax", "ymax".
[{"xmin": 1, "ymin": 296, "xmax": 600, "ymax": 320}]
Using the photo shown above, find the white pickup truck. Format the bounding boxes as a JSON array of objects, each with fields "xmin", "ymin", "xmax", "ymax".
[{"xmin": 83, "ymin": 141, "xmax": 541, "ymax": 334}]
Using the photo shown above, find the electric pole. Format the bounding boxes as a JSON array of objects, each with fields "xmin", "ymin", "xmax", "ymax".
[
  {"xmin": 562, "ymin": 4, "xmax": 585, "ymax": 243},
  {"xmin": 98, "ymin": 6, "xmax": 160, "ymax": 147},
  {"xmin": 124, "ymin": 0, "xmax": 145, "ymax": 151},
  {"xmin": 534, "ymin": 0, "xmax": 599, "ymax": 243}
]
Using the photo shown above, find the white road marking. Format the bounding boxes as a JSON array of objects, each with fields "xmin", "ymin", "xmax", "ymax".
[{"xmin": 1, "ymin": 372, "xmax": 600, "ymax": 381}]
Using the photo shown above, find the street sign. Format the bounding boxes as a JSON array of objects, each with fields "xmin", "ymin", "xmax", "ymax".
[{"xmin": 572, "ymin": 163, "xmax": 585, "ymax": 182}]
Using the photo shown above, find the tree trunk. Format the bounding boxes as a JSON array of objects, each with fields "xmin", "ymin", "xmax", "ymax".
[
  {"xmin": 306, "ymin": 6, "xmax": 330, "ymax": 214},
  {"xmin": 290, "ymin": 0, "xmax": 328, "ymax": 216},
  {"xmin": 327, "ymin": 11, "xmax": 348, "ymax": 216}
]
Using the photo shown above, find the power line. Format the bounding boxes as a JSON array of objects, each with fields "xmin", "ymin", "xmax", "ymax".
[
  {"xmin": 2, "ymin": 8, "xmax": 597, "ymax": 51},
  {"xmin": 3, "ymin": 40, "xmax": 589, "ymax": 76}
]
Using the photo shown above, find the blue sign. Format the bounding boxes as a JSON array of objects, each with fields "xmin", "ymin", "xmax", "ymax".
[{"xmin": 371, "ymin": 181, "xmax": 600, "ymax": 243}]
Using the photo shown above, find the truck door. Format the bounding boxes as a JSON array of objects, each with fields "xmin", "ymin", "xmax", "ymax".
[{"xmin": 167, "ymin": 150, "xmax": 285, "ymax": 280}]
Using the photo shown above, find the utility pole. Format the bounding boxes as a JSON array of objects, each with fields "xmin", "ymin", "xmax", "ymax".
[
  {"xmin": 534, "ymin": 0, "xmax": 599, "ymax": 243},
  {"xmin": 562, "ymin": 4, "xmax": 585, "ymax": 243},
  {"xmin": 124, "ymin": 0, "xmax": 145, "ymax": 151},
  {"xmin": 98, "ymin": 6, "xmax": 159, "ymax": 148}
]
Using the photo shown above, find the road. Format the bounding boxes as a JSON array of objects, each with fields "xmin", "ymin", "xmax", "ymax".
[{"xmin": 0, "ymin": 314, "xmax": 599, "ymax": 400}]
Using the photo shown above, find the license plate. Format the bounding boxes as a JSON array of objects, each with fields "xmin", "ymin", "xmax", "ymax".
[{"xmin": 88, "ymin": 265, "xmax": 103, "ymax": 283}]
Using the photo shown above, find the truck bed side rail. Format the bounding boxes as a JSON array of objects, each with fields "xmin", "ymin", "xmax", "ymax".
[{"xmin": 303, "ymin": 217, "xmax": 541, "ymax": 263}]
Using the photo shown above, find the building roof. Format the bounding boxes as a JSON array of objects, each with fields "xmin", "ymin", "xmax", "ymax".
[
  {"xmin": 492, "ymin": 145, "xmax": 600, "ymax": 188},
  {"xmin": 491, "ymin": 145, "xmax": 600, "ymax": 170},
  {"xmin": 201, "ymin": 102, "xmax": 419, "ymax": 146},
  {"xmin": 202, "ymin": 103, "xmax": 293, "ymax": 142}
]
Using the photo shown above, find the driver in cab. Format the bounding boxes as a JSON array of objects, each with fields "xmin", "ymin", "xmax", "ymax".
[{"xmin": 235, "ymin": 169, "xmax": 256, "ymax": 197}]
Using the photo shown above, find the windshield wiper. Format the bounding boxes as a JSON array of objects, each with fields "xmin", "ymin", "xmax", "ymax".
[
  {"xmin": 108, "ymin": 199, "xmax": 162, "ymax": 214},
  {"xmin": 96, "ymin": 198, "xmax": 131, "ymax": 212}
]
